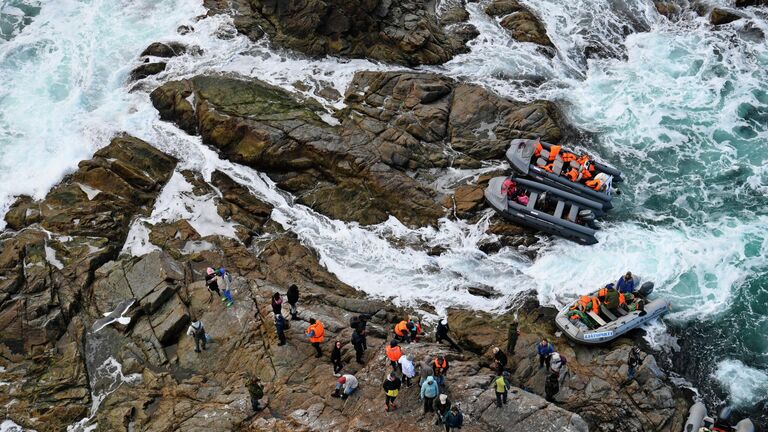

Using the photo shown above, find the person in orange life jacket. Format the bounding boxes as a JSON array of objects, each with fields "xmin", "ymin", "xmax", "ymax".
[
  {"xmin": 602, "ymin": 284, "xmax": 625, "ymax": 315},
  {"xmin": 568, "ymin": 311, "xmax": 591, "ymax": 331},
  {"xmin": 501, "ymin": 178, "xmax": 529, "ymax": 206},
  {"xmin": 383, "ymin": 372, "xmax": 402, "ymax": 412},
  {"xmin": 408, "ymin": 317, "xmax": 423, "ymax": 342},
  {"xmin": 432, "ymin": 356, "xmax": 449, "ymax": 386},
  {"xmin": 537, "ymin": 339, "xmax": 555, "ymax": 369},
  {"xmin": 331, "ymin": 340, "xmax": 343, "ymax": 376},
  {"xmin": 386, "ymin": 340, "xmax": 403, "ymax": 372},
  {"xmin": 394, "ymin": 320, "xmax": 411, "ymax": 343},
  {"xmin": 305, "ymin": 318, "xmax": 325, "ymax": 358}
]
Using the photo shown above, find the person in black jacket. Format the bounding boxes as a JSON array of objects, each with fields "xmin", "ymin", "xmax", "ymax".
[
  {"xmin": 351, "ymin": 327, "xmax": 366, "ymax": 364},
  {"xmin": 331, "ymin": 341, "xmax": 343, "ymax": 376},
  {"xmin": 286, "ymin": 284, "xmax": 299, "ymax": 320},
  {"xmin": 350, "ymin": 314, "xmax": 369, "ymax": 350},
  {"xmin": 383, "ymin": 372, "xmax": 402, "ymax": 412},
  {"xmin": 271, "ymin": 292, "xmax": 283, "ymax": 316},
  {"xmin": 492, "ymin": 347, "xmax": 508, "ymax": 374},
  {"xmin": 275, "ymin": 313, "xmax": 287, "ymax": 346},
  {"xmin": 435, "ymin": 318, "xmax": 461, "ymax": 351},
  {"xmin": 627, "ymin": 346, "xmax": 642, "ymax": 380}
]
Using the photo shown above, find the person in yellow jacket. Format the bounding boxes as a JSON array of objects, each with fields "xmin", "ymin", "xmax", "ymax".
[
  {"xmin": 491, "ymin": 371, "xmax": 511, "ymax": 407},
  {"xmin": 305, "ymin": 318, "xmax": 325, "ymax": 358},
  {"xmin": 383, "ymin": 372, "xmax": 402, "ymax": 412}
]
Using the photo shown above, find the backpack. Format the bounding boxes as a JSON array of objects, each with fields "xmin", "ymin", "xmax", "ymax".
[{"xmin": 194, "ymin": 323, "xmax": 205, "ymax": 338}]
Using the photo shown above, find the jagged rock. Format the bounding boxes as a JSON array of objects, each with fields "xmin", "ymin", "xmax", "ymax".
[
  {"xmin": 654, "ymin": 1, "xmax": 682, "ymax": 18},
  {"xmin": 499, "ymin": 10, "xmax": 554, "ymax": 48},
  {"xmin": 441, "ymin": 6, "xmax": 470, "ymax": 25},
  {"xmin": 442, "ymin": 184, "xmax": 486, "ymax": 216},
  {"xmin": 485, "ymin": 0, "xmax": 525, "ymax": 16},
  {"xmin": 129, "ymin": 62, "xmax": 166, "ymax": 81},
  {"xmin": 710, "ymin": 8, "xmax": 742, "ymax": 25},
  {"xmin": 140, "ymin": 41, "xmax": 190, "ymax": 57},
  {"xmin": 735, "ymin": 0, "xmax": 768, "ymax": 6},
  {"xmin": 204, "ymin": 0, "xmax": 470, "ymax": 66}
]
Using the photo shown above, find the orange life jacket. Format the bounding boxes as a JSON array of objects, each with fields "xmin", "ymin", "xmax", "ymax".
[
  {"xmin": 548, "ymin": 145, "xmax": 561, "ymax": 161},
  {"xmin": 534, "ymin": 142, "xmax": 544, "ymax": 157},
  {"xmin": 434, "ymin": 358, "xmax": 447, "ymax": 370},
  {"xmin": 561, "ymin": 152, "xmax": 578, "ymax": 163},
  {"xmin": 585, "ymin": 178, "xmax": 603, "ymax": 191},
  {"xmin": 386, "ymin": 345, "xmax": 402, "ymax": 361},
  {"xmin": 306, "ymin": 321, "xmax": 325, "ymax": 343},
  {"xmin": 619, "ymin": 293, "xmax": 626, "ymax": 307},
  {"xmin": 572, "ymin": 295, "xmax": 599, "ymax": 314},
  {"xmin": 394, "ymin": 320, "xmax": 409, "ymax": 336},
  {"xmin": 597, "ymin": 288, "xmax": 608, "ymax": 299},
  {"xmin": 565, "ymin": 168, "xmax": 579, "ymax": 182}
]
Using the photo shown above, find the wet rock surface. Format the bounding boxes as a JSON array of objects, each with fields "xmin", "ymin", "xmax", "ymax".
[
  {"xmin": 485, "ymin": 0, "xmax": 553, "ymax": 48},
  {"xmin": 150, "ymin": 71, "xmax": 563, "ymax": 228}
]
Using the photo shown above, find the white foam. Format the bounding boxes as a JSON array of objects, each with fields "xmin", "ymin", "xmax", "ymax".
[
  {"xmin": 713, "ymin": 359, "xmax": 768, "ymax": 407},
  {"xmin": 0, "ymin": 420, "xmax": 36, "ymax": 432}
]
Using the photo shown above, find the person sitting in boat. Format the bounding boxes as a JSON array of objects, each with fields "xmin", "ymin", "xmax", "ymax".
[
  {"xmin": 567, "ymin": 310, "xmax": 591, "ymax": 330},
  {"xmin": 600, "ymin": 284, "xmax": 626, "ymax": 315},
  {"xmin": 501, "ymin": 178, "xmax": 529, "ymax": 206},
  {"xmin": 616, "ymin": 272, "xmax": 635, "ymax": 294},
  {"xmin": 585, "ymin": 172, "xmax": 610, "ymax": 192}
]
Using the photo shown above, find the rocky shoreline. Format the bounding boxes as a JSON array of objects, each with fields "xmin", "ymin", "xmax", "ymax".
[{"xmin": 7, "ymin": 0, "xmax": 765, "ymax": 430}]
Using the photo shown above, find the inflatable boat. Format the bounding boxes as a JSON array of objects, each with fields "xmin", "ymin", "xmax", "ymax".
[
  {"xmin": 484, "ymin": 176, "xmax": 603, "ymax": 245},
  {"xmin": 506, "ymin": 139, "xmax": 623, "ymax": 209},
  {"xmin": 554, "ymin": 282, "xmax": 670, "ymax": 345},
  {"xmin": 684, "ymin": 402, "xmax": 754, "ymax": 432}
]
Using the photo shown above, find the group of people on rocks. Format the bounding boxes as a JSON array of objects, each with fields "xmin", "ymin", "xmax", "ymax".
[
  {"xmin": 567, "ymin": 271, "xmax": 646, "ymax": 329},
  {"xmin": 189, "ymin": 266, "xmax": 647, "ymax": 427}
]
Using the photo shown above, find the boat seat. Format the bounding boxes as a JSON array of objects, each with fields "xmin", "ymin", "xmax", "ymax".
[
  {"xmin": 600, "ymin": 305, "xmax": 618, "ymax": 322},
  {"xmin": 527, "ymin": 192, "xmax": 538, "ymax": 209},
  {"xmin": 540, "ymin": 150, "xmax": 550, "ymax": 159},
  {"xmin": 536, "ymin": 157, "xmax": 547, "ymax": 168},
  {"xmin": 567, "ymin": 204, "xmax": 579, "ymax": 222},
  {"xmin": 587, "ymin": 311, "xmax": 607, "ymax": 327},
  {"xmin": 615, "ymin": 307, "xmax": 628, "ymax": 316},
  {"xmin": 551, "ymin": 158, "xmax": 565, "ymax": 175},
  {"xmin": 570, "ymin": 161, "xmax": 582, "ymax": 169},
  {"xmin": 553, "ymin": 200, "xmax": 565, "ymax": 219}
]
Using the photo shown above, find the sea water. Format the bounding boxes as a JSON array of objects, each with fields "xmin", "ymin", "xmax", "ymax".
[{"xmin": 0, "ymin": 0, "xmax": 766, "ymax": 425}]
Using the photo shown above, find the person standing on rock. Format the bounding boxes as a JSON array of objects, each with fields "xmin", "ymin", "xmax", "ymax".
[
  {"xmin": 442, "ymin": 405, "xmax": 464, "ymax": 432},
  {"xmin": 398, "ymin": 354, "xmax": 416, "ymax": 388},
  {"xmin": 627, "ymin": 346, "xmax": 642, "ymax": 381},
  {"xmin": 492, "ymin": 347, "xmax": 507, "ymax": 374},
  {"xmin": 305, "ymin": 318, "xmax": 325, "ymax": 358},
  {"xmin": 420, "ymin": 376, "xmax": 440, "ymax": 414},
  {"xmin": 433, "ymin": 394, "xmax": 451, "ymax": 426},
  {"xmin": 435, "ymin": 318, "xmax": 461, "ymax": 351},
  {"xmin": 187, "ymin": 316, "xmax": 206, "ymax": 353},
  {"xmin": 331, "ymin": 340, "xmax": 343, "ymax": 376},
  {"xmin": 205, "ymin": 267, "xmax": 223, "ymax": 302},
  {"xmin": 349, "ymin": 314, "xmax": 369, "ymax": 349},
  {"xmin": 537, "ymin": 339, "xmax": 555, "ymax": 369},
  {"xmin": 286, "ymin": 284, "xmax": 299, "ymax": 320},
  {"xmin": 275, "ymin": 313, "xmax": 287, "ymax": 346},
  {"xmin": 271, "ymin": 292, "xmax": 283, "ymax": 316},
  {"xmin": 491, "ymin": 371, "xmax": 511, "ymax": 407},
  {"xmin": 247, "ymin": 376, "xmax": 264, "ymax": 411},
  {"xmin": 332, "ymin": 374, "xmax": 358, "ymax": 400},
  {"xmin": 432, "ymin": 356, "xmax": 449, "ymax": 387},
  {"xmin": 218, "ymin": 267, "xmax": 234, "ymax": 307},
  {"xmin": 351, "ymin": 327, "xmax": 366, "ymax": 364},
  {"xmin": 385, "ymin": 340, "xmax": 403, "ymax": 372},
  {"xmin": 408, "ymin": 317, "xmax": 423, "ymax": 342},
  {"xmin": 383, "ymin": 372, "xmax": 402, "ymax": 412},
  {"xmin": 507, "ymin": 321, "xmax": 519, "ymax": 355},
  {"xmin": 545, "ymin": 370, "xmax": 560, "ymax": 402}
]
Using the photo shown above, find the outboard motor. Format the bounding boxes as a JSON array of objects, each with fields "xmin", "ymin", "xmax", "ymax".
[
  {"xmin": 578, "ymin": 210, "xmax": 598, "ymax": 229},
  {"xmin": 637, "ymin": 282, "xmax": 654, "ymax": 297},
  {"xmin": 684, "ymin": 402, "xmax": 707, "ymax": 432},
  {"xmin": 714, "ymin": 407, "xmax": 733, "ymax": 428}
]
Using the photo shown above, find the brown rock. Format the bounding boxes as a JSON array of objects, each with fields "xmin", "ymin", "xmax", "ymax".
[
  {"xmin": 129, "ymin": 62, "xmax": 166, "ymax": 82},
  {"xmin": 500, "ymin": 10, "xmax": 554, "ymax": 47},
  {"xmin": 710, "ymin": 8, "xmax": 742, "ymax": 25},
  {"xmin": 485, "ymin": 0, "xmax": 525, "ymax": 17}
]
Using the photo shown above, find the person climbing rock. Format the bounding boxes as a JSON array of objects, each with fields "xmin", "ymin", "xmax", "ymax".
[
  {"xmin": 442, "ymin": 405, "xmax": 464, "ymax": 432},
  {"xmin": 218, "ymin": 267, "xmax": 234, "ymax": 306},
  {"xmin": 305, "ymin": 318, "xmax": 325, "ymax": 358},
  {"xmin": 271, "ymin": 292, "xmax": 283, "ymax": 316},
  {"xmin": 394, "ymin": 319, "xmax": 411, "ymax": 343},
  {"xmin": 491, "ymin": 371, "xmax": 511, "ymax": 407},
  {"xmin": 186, "ymin": 316, "xmax": 206, "ymax": 353},
  {"xmin": 507, "ymin": 321, "xmax": 519, "ymax": 354},
  {"xmin": 385, "ymin": 340, "xmax": 403, "ymax": 372},
  {"xmin": 275, "ymin": 313, "xmax": 287, "ymax": 346},
  {"xmin": 435, "ymin": 318, "xmax": 462, "ymax": 351},
  {"xmin": 492, "ymin": 346, "xmax": 507, "ymax": 374},
  {"xmin": 432, "ymin": 356, "xmax": 449, "ymax": 386},
  {"xmin": 351, "ymin": 327, "xmax": 366, "ymax": 364},
  {"xmin": 537, "ymin": 339, "xmax": 555, "ymax": 369},
  {"xmin": 349, "ymin": 314, "xmax": 369, "ymax": 351},
  {"xmin": 205, "ymin": 267, "xmax": 223, "ymax": 301},
  {"xmin": 627, "ymin": 346, "xmax": 642, "ymax": 380},
  {"xmin": 545, "ymin": 371, "xmax": 560, "ymax": 402},
  {"xmin": 433, "ymin": 394, "xmax": 451, "ymax": 425},
  {"xmin": 246, "ymin": 376, "xmax": 264, "ymax": 411},
  {"xmin": 286, "ymin": 283, "xmax": 299, "ymax": 320},
  {"xmin": 331, "ymin": 374, "xmax": 358, "ymax": 400},
  {"xmin": 420, "ymin": 376, "xmax": 440, "ymax": 414},
  {"xmin": 408, "ymin": 317, "xmax": 423, "ymax": 342},
  {"xmin": 549, "ymin": 352, "xmax": 568, "ymax": 378},
  {"xmin": 398, "ymin": 354, "xmax": 415, "ymax": 387},
  {"xmin": 616, "ymin": 271, "xmax": 635, "ymax": 294},
  {"xmin": 331, "ymin": 340, "xmax": 343, "ymax": 376},
  {"xmin": 383, "ymin": 372, "xmax": 401, "ymax": 412}
]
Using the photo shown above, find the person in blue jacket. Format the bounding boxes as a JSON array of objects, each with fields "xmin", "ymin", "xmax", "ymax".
[
  {"xmin": 442, "ymin": 405, "xmax": 464, "ymax": 432},
  {"xmin": 537, "ymin": 339, "xmax": 555, "ymax": 369},
  {"xmin": 420, "ymin": 376, "xmax": 440, "ymax": 414},
  {"xmin": 616, "ymin": 271, "xmax": 635, "ymax": 294}
]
